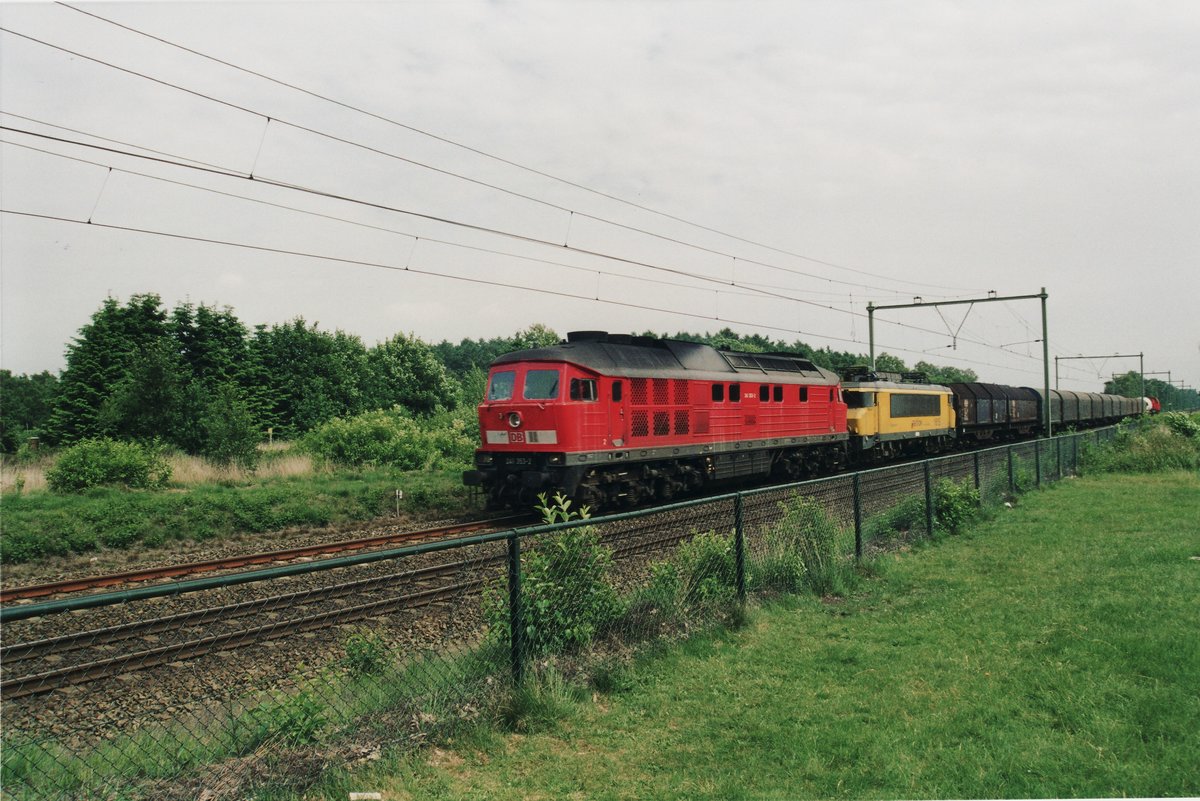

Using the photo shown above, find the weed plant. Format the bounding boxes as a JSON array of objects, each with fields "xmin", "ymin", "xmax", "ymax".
[
  {"xmin": 751, "ymin": 495, "xmax": 854, "ymax": 596},
  {"xmin": 483, "ymin": 495, "xmax": 623, "ymax": 657},
  {"xmin": 1081, "ymin": 415, "xmax": 1200, "ymax": 474}
]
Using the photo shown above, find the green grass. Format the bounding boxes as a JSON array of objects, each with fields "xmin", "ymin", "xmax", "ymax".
[
  {"xmin": 312, "ymin": 470, "xmax": 1199, "ymax": 800},
  {"xmin": 0, "ymin": 468, "xmax": 471, "ymax": 563}
]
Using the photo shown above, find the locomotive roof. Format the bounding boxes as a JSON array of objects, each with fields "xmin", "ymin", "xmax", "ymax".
[{"xmin": 491, "ymin": 331, "xmax": 840, "ymax": 385}]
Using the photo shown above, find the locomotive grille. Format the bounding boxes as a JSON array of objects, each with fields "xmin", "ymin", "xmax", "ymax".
[
  {"xmin": 653, "ymin": 378, "xmax": 669, "ymax": 405},
  {"xmin": 673, "ymin": 379, "xmax": 688, "ymax": 404},
  {"xmin": 632, "ymin": 410, "xmax": 649, "ymax": 437},
  {"xmin": 631, "ymin": 378, "xmax": 648, "ymax": 405},
  {"xmin": 653, "ymin": 411, "xmax": 670, "ymax": 436}
]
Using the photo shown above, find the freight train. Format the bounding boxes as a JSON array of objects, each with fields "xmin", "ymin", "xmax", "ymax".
[{"xmin": 462, "ymin": 332, "xmax": 1141, "ymax": 510}]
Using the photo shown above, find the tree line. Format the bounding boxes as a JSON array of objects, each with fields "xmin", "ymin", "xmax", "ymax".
[{"xmin": 3, "ymin": 293, "xmax": 990, "ymax": 456}]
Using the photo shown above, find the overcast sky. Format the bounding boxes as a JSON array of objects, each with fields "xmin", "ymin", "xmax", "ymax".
[{"xmin": 2, "ymin": 0, "xmax": 1197, "ymax": 392}]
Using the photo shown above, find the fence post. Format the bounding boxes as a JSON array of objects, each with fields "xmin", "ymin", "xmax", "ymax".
[
  {"xmin": 734, "ymin": 493, "xmax": 746, "ymax": 603},
  {"xmin": 973, "ymin": 451, "xmax": 981, "ymax": 492},
  {"xmin": 853, "ymin": 473, "xmax": 863, "ymax": 562},
  {"xmin": 506, "ymin": 534, "xmax": 524, "ymax": 686},
  {"xmin": 1007, "ymin": 446, "xmax": 1015, "ymax": 494},
  {"xmin": 1035, "ymin": 441, "xmax": 1042, "ymax": 488},
  {"xmin": 924, "ymin": 461, "xmax": 934, "ymax": 537},
  {"xmin": 1056, "ymin": 436, "xmax": 1062, "ymax": 480}
]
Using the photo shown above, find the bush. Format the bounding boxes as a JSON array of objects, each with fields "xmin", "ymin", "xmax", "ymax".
[
  {"xmin": 45, "ymin": 438, "xmax": 171, "ymax": 493},
  {"xmin": 344, "ymin": 629, "xmax": 391, "ymax": 676},
  {"xmin": 301, "ymin": 407, "xmax": 471, "ymax": 470},
  {"xmin": 630, "ymin": 529, "xmax": 740, "ymax": 632},
  {"xmin": 933, "ymin": 478, "xmax": 980, "ymax": 534},
  {"xmin": 1081, "ymin": 421, "xmax": 1200, "ymax": 474},
  {"xmin": 485, "ymin": 496, "xmax": 623, "ymax": 657},
  {"xmin": 1160, "ymin": 411, "xmax": 1200, "ymax": 439},
  {"xmin": 755, "ymin": 496, "xmax": 852, "ymax": 596}
]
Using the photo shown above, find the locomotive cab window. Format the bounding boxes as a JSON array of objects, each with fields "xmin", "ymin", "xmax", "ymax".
[
  {"xmin": 759, "ymin": 385, "xmax": 770, "ymax": 402},
  {"xmin": 774, "ymin": 385, "xmax": 783, "ymax": 403},
  {"xmin": 729, "ymin": 384, "xmax": 741, "ymax": 403},
  {"xmin": 523, "ymin": 369, "xmax": 560, "ymax": 400},
  {"xmin": 799, "ymin": 386, "xmax": 808, "ymax": 403},
  {"xmin": 612, "ymin": 381, "xmax": 623, "ymax": 402},
  {"xmin": 712, "ymin": 384, "xmax": 725, "ymax": 403},
  {"xmin": 845, "ymin": 391, "xmax": 875, "ymax": 408},
  {"xmin": 488, "ymin": 370, "xmax": 516, "ymax": 402},
  {"xmin": 570, "ymin": 378, "xmax": 598, "ymax": 402}
]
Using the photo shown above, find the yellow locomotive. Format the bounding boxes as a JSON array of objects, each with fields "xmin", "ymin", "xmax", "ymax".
[{"xmin": 841, "ymin": 368, "xmax": 956, "ymax": 461}]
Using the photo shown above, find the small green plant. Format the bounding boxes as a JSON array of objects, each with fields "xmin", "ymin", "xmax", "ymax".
[
  {"xmin": 485, "ymin": 494, "xmax": 622, "ymax": 657},
  {"xmin": 755, "ymin": 496, "xmax": 853, "ymax": 596},
  {"xmin": 344, "ymin": 629, "xmax": 391, "ymax": 676},
  {"xmin": 45, "ymin": 438, "xmax": 172, "ymax": 493},
  {"xmin": 256, "ymin": 691, "xmax": 327, "ymax": 746},
  {"xmin": 933, "ymin": 478, "xmax": 980, "ymax": 534}
]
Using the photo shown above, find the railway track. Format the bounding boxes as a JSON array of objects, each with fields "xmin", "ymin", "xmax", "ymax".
[
  {"xmin": 0, "ymin": 508, "xmax": 724, "ymax": 699},
  {"xmin": 0, "ymin": 514, "xmax": 527, "ymax": 603}
]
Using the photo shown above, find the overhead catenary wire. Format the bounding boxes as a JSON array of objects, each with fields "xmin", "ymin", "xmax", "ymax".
[
  {"xmin": 0, "ymin": 19, "xmax": 1096, "ymax": 377},
  {"xmin": 0, "ymin": 129, "xmax": 1046, "ymax": 355},
  {"xmin": 56, "ymin": 1, "xmax": 983, "ymax": 295},
  {"xmin": 0, "ymin": 206, "xmax": 1058, "ymax": 378},
  {"xmin": 0, "ymin": 22, "xmax": 980, "ymax": 300}
]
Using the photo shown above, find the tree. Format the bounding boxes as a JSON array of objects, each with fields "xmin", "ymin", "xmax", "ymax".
[
  {"xmin": 0, "ymin": 370, "xmax": 59, "ymax": 451},
  {"xmin": 198, "ymin": 383, "xmax": 260, "ymax": 469},
  {"xmin": 98, "ymin": 339, "xmax": 190, "ymax": 443},
  {"xmin": 366, "ymin": 333, "xmax": 460, "ymax": 413},
  {"xmin": 45, "ymin": 294, "xmax": 172, "ymax": 444},
  {"xmin": 248, "ymin": 319, "xmax": 372, "ymax": 435},
  {"xmin": 913, "ymin": 361, "xmax": 978, "ymax": 385},
  {"xmin": 873, "ymin": 353, "xmax": 908, "ymax": 373}
]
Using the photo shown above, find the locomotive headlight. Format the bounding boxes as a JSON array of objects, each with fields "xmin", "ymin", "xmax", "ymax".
[{"xmin": 507, "ymin": 412, "xmax": 522, "ymax": 429}]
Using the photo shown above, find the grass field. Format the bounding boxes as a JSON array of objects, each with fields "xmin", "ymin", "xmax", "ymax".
[{"xmin": 308, "ymin": 470, "xmax": 1199, "ymax": 800}]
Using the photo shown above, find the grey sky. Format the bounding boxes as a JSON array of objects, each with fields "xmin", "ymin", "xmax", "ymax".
[{"xmin": 1, "ymin": 0, "xmax": 1197, "ymax": 392}]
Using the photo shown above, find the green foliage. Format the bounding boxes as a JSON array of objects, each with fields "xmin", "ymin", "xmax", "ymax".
[
  {"xmin": 755, "ymin": 496, "xmax": 852, "ymax": 596},
  {"xmin": 486, "ymin": 499, "xmax": 622, "ymax": 657},
  {"xmin": 366, "ymin": 332, "xmax": 460, "ymax": 413},
  {"xmin": 249, "ymin": 318, "xmax": 372, "ymax": 436},
  {"xmin": 1160, "ymin": 411, "xmax": 1200, "ymax": 439},
  {"xmin": 45, "ymin": 438, "xmax": 171, "ymax": 493},
  {"xmin": 197, "ymin": 383, "xmax": 261, "ymax": 469},
  {"xmin": 912, "ymin": 360, "xmax": 979, "ymax": 385},
  {"xmin": 255, "ymin": 691, "xmax": 327, "ymax": 746},
  {"xmin": 636, "ymin": 530, "xmax": 739, "ymax": 625},
  {"xmin": 46, "ymin": 294, "xmax": 171, "ymax": 445},
  {"xmin": 0, "ymin": 370, "xmax": 58, "ymax": 452},
  {"xmin": 1081, "ymin": 417, "xmax": 1200, "ymax": 474},
  {"xmin": 933, "ymin": 478, "xmax": 980, "ymax": 534},
  {"xmin": 343, "ymin": 629, "xmax": 391, "ymax": 676},
  {"xmin": 300, "ymin": 407, "xmax": 470, "ymax": 470}
]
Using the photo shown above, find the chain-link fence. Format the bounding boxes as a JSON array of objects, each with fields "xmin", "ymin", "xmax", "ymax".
[{"xmin": 0, "ymin": 427, "xmax": 1116, "ymax": 800}]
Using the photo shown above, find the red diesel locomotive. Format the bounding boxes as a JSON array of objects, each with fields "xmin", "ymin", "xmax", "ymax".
[{"xmin": 463, "ymin": 332, "xmax": 848, "ymax": 509}]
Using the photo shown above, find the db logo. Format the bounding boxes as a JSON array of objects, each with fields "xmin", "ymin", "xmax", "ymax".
[{"xmin": 509, "ymin": 431, "xmax": 526, "ymax": 444}]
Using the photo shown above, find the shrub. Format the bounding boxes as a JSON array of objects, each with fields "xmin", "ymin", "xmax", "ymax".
[
  {"xmin": 344, "ymin": 629, "xmax": 391, "ymax": 676},
  {"xmin": 1081, "ymin": 421, "xmax": 1200, "ymax": 474},
  {"xmin": 485, "ymin": 496, "xmax": 622, "ymax": 657},
  {"xmin": 629, "ymin": 529, "xmax": 740, "ymax": 633},
  {"xmin": 45, "ymin": 438, "xmax": 171, "ymax": 493},
  {"xmin": 933, "ymin": 478, "xmax": 980, "ymax": 534},
  {"xmin": 1161, "ymin": 411, "xmax": 1200, "ymax": 439},
  {"xmin": 301, "ymin": 407, "xmax": 472, "ymax": 470},
  {"xmin": 755, "ymin": 496, "xmax": 852, "ymax": 596}
]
